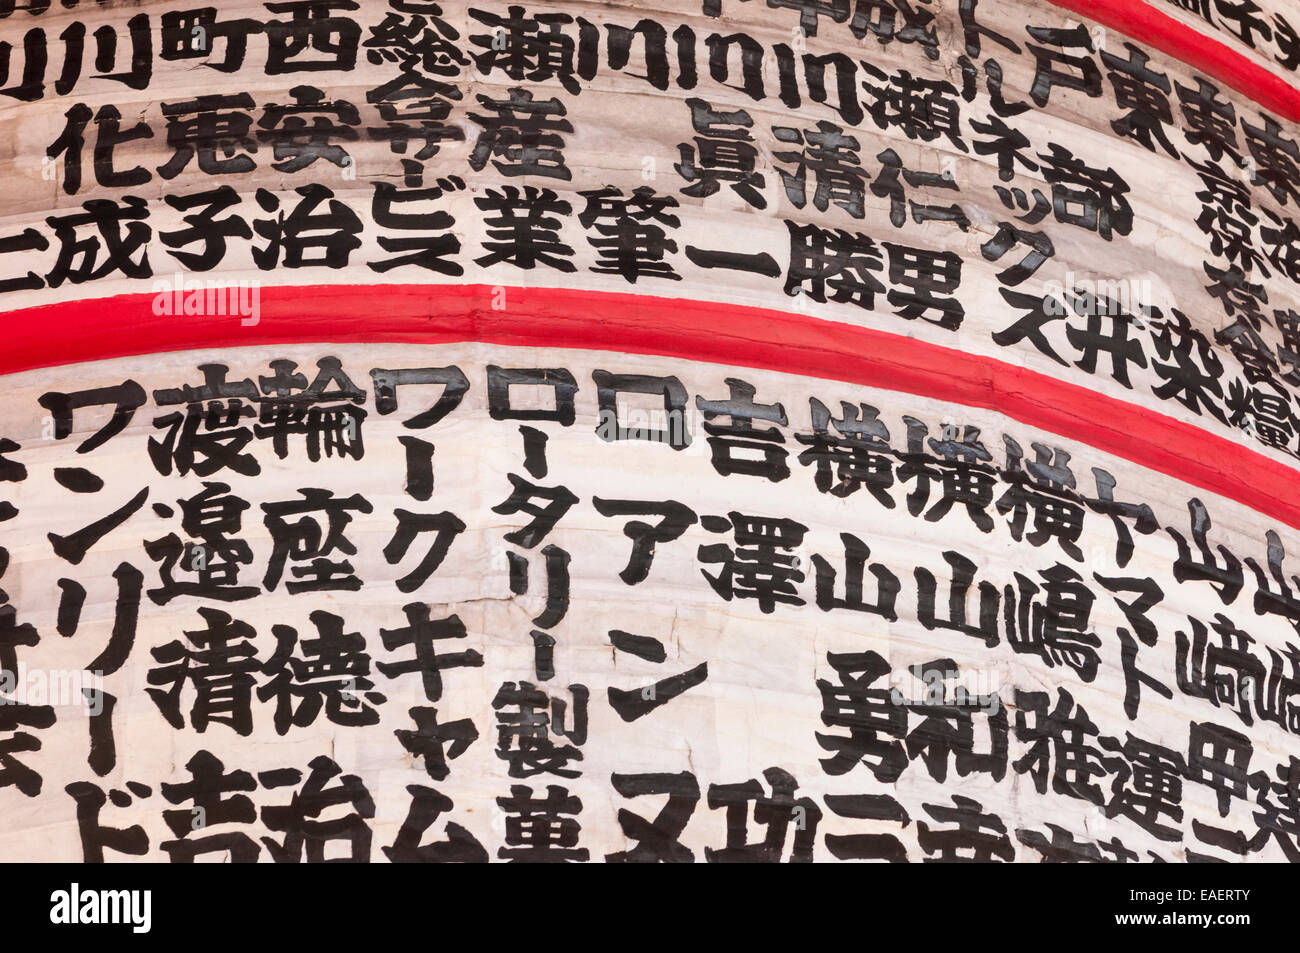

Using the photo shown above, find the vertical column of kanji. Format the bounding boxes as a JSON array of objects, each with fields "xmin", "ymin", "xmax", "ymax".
[
  {"xmin": 27, "ymin": 2, "xmax": 154, "ymax": 296},
  {"xmin": 463, "ymin": 5, "xmax": 594, "ymax": 281},
  {"xmin": 695, "ymin": 378, "xmax": 820, "ymax": 862},
  {"xmin": 249, "ymin": 3, "xmax": 368, "ymax": 279},
  {"xmin": 477, "ymin": 365, "xmax": 593, "ymax": 861},
  {"xmin": 369, "ymin": 358, "xmax": 487, "ymax": 862},
  {"xmin": 1188, "ymin": 81, "xmax": 1300, "ymax": 454},
  {"xmin": 0, "ymin": 432, "xmax": 56, "ymax": 810},
  {"xmin": 363, "ymin": 0, "xmax": 468, "ymax": 281},
  {"xmin": 799, "ymin": 389, "xmax": 914, "ymax": 862},
  {"xmin": 227, "ymin": 355, "xmax": 379, "ymax": 863},
  {"xmin": 588, "ymin": 369, "xmax": 701, "ymax": 862},
  {"xmin": 19, "ymin": 379, "xmax": 155, "ymax": 861}
]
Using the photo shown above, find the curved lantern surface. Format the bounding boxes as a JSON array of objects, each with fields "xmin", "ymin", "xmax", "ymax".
[{"xmin": 0, "ymin": 0, "xmax": 1297, "ymax": 863}]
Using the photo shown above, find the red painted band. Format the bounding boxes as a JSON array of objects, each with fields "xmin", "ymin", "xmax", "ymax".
[
  {"xmin": 0, "ymin": 281, "xmax": 1295, "ymax": 530},
  {"xmin": 1046, "ymin": 0, "xmax": 1300, "ymax": 122}
]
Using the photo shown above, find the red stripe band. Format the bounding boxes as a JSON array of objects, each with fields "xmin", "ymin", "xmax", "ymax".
[{"xmin": 0, "ymin": 282, "xmax": 1294, "ymax": 530}]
